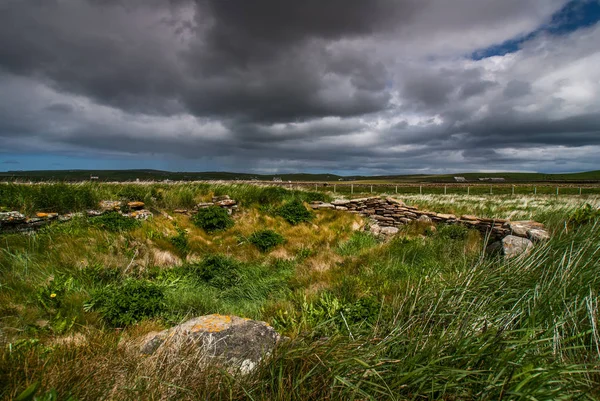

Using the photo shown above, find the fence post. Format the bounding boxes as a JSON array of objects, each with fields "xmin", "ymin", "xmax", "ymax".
[
  {"xmin": 512, "ymin": 185, "xmax": 514, "ymax": 196},
  {"xmin": 467, "ymin": 186, "xmax": 470, "ymax": 195},
  {"xmin": 371, "ymin": 185, "xmax": 373, "ymax": 194},
  {"xmin": 490, "ymin": 185, "xmax": 493, "ymax": 195},
  {"xmin": 444, "ymin": 186, "xmax": 447, "ymax": 195},
  {"xmin": 534, "ymin": 187, "xmax": 537, "ymax": 195},
  {"xmin": 315, "ymin": 183, "xmax": 317, "ymax": 191},
  {"xmin": 395, "ymin": 185, "xmax": 398, "ymax": 194},
  {"xmin": 419, "ymin": 186, "xmax": 422, "ymax": 195},
  {"xmin": 556, "ymin": 187, "xmax": 559, "ymax": 196},
  {"xmin": 334, "ymin": 184, "xmax": 336, "ymax": 194},
  {"xmin": 579, "ymin": 187, "xmax": 582, "ymax": 195},
  {"xmin": 351, "ymin": 184, "xmax": 354, "ymax": 194}
]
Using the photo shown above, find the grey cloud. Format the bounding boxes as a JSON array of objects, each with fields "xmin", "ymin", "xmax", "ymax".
[
  {"xmin": 503, "ymin": 80, "xmax": 532, "ymax": 98},
  {"xmin": 0, "ymin": 0, "xmax": 598, "ymax": 174}
]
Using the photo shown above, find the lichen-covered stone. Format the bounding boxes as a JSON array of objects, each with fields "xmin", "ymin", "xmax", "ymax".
[{"xmin": 140, "ymin": 314, "xmax": 281, "ymax": 374}]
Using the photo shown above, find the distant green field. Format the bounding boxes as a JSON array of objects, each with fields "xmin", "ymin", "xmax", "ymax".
[{"xmin": 1, "ymin": 169, "xmax": 600, "ymax": 183}]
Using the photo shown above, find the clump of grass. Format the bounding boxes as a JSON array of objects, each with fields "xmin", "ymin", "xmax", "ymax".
[
  {"xmin": 192, "ymin": 206, "xmax": 234, "ymax": 233},
  {"xmin": 169, "ymin": 227, "xmax": 189, "ymax": 255},
  {"xmin": 337, "ymin": 231, "xmax": 379, "ymax": 256},
  {"xmin": 568, "ymin": 203, "xmax": 600, "ymax": 227},
  {"xmin": 436, "ymin": 223, "xmax": 469, "ymax": 240},
  {"xmin": 248, "ymin": 229, "xmax": 285, "ymax": 252},
  {"xmin": 86, "ymin": 279, "xmax": 165, "ymax": 327},
  {"xmin": 277, "ymin": 199, "xmax": 313, "ymax": 225},
  {"xmin": 90, "ymin": 212, "xmax": 141, "ymax": 232}
]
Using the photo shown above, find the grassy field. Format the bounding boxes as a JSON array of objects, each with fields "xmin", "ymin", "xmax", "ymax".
[{"xmin": 1, "ymin": 183, "xmax": 600, "ymax": 400}]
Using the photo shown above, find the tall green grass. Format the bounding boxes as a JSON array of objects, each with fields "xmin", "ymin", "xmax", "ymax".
[{"xmin": 0, "ymin": 182, "xmax": 329, "ymax": 214}]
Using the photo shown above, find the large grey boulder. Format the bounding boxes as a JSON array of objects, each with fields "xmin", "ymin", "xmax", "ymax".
[
  {"xmin": 487, "ymin": 235, "xmax": 534, "ymax": 259},
  {"xmin": 140, "ymin": 314, "xmax": 281, "ymax": 374}
]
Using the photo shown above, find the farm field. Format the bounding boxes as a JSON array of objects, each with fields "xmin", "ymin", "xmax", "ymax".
[{"xmin": 1, "ymin": 182, "xmax": 600, "ymax": 400}]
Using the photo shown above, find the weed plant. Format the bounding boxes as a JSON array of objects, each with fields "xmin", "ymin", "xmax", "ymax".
[
  {"xmin": 277, "ymin": 199, "xmax": 313, "ymax": 225},
  {"xmin": 192, "ymin": 207, "xmax": 234, "ymax": 232},
  {"xmin": 248, "ymin": 229, "xmax": 285, "ymax": 252}
]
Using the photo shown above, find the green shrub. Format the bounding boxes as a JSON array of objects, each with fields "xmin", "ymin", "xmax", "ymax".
[
  {"xmin": 192, "ymin": 206, "xmax": 234, "ymax": 232},
  {"xmin": 90, "ymin": 212, "xmax": 141, "ymax": 232},
  {"xmin": 437, "ymin": 224, "xmax": 469, "ymax": 240},
  {"xmin": 87, "ymin": 280, "xmax": 165, "ymax": 326},
  {"xmin": 248, "ymin": 229, "xmax": 285, "ymax": 252},
  {"xmin": 184, "ymin": 255, "xmax": 240, "ymax": 289},
  {"xmin": 568, "ymin": 204, "xmax": 600, "ymax": 227},
  {"xmin": 169, "ymin": 227, "xmax": 189, "ymax": 255},
  {"xmin": 277, "ymin": 199, "xmax": 313, "ymax": 225}
]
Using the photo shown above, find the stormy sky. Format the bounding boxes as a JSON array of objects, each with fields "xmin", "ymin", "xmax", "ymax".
[{"xmin": 1, "ymin": 0, "xmax": 599, "ymax": 174}]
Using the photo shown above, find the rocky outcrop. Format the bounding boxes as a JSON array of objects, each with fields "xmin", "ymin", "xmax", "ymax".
[
  {"xmin": 310, "ymin": 197, "xmax": 550, "ymax": 244},
  {"xmin": 486, "ymin": 235, "xmax": 534, "ymax": 259},
  {"xmin": 141, "ymin": 314, "xmax": 281, "ymax": 374}
]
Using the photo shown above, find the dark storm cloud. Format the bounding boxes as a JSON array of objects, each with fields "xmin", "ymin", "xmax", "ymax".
[{"xmin": 0, "ymin": 0, "xmax": 418, "ymax": 122}]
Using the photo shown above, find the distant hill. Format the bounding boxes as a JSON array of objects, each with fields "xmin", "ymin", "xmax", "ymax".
[{"xmin": 1, "ymin": 169, "xmax": 599, "ymax": 183}]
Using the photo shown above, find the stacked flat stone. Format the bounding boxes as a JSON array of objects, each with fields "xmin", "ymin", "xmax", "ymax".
[{"xmin": 310, "ymin": 197, "xmax": 548, "ymax": 242}]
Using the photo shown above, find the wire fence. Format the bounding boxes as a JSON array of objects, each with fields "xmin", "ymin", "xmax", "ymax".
[{"xmin": 272, "ymin": 182, "xmax": 600, "ymax": 197}]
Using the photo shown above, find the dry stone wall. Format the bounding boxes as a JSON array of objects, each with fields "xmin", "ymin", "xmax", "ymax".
[{"xmin": 310, "ymin": 197, "xmax": 549, "ymax": 243}]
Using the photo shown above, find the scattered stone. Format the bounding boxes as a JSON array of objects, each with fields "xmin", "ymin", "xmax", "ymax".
[
  {"xmin": 332, "ymin": 200, "xmax": 351, "ymax": 206},
  {"xmin": 99, "ymin": 200, "xmax": 122, "ymax": 211},
  {"xmin": 127, "ymin": 201, "xmax": 145, "ymax": 210},
  {"xmin": 527, "ymin": 228, "xmax": 550, "ymax": 242},
  {"xmin": 508, "ymin": 221, "xmax": 546, "ymax": 238},
  {"xmin": 140, "ymin": 314, "xmax": 281, "ymax": 374},
  {"xmin": 311, "ymin": 203, "xmax": 335, "ymax": 209},
  {"xmin": 35, "ymin": 212, "xmax": 59, "ymax": 219},
  {"xmin": 380, "ymin": 226, "xmax": 399, "ymax": 236},
  {"xmin": 0, "ymin": 211, "xmax": 27, "ymax": 225},
  {"xmin": 212, "ymin": 195, "xmax": 231, "ymax": 202},
  {"xmin": 487, "ymin": 235, "xmax": 534, "ymax": 259},
  {"xmin": 417, "ymin": 215, "xmax": 432, "ymax": 223},
  {"xmin": 460, "ymin": 215, "xmax": 479, "ymax": 221},
  {"xmin": 335, "ymin": 206, "xmax": 348, "ymax": 211},
  {"xmin": 129, "ymin": 210, "xmax": 153, "ymax": 220}
]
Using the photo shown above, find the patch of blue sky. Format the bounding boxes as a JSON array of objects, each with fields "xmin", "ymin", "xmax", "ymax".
[{"xmin": 471, "ymin": 0, "xmax": 600, "ymax": 60}]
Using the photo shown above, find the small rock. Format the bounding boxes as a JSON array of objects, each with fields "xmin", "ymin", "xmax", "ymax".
[
  {"xmin": 127, "ymin": 201, "xmax": 145, "ymax": 210},
  {"xmin": 527, "ymin": 228, "xmax": 550, "ymax": 242},
  {"xmin": 212, "ymin": 195, "xmax": 231, "ymax": 202},
  {"xmin": 332, "ymin": 200, "xmax": 351, "ymax": 206},
  {"xmin": 130, "ymin": 210, "xmax": 153, "ymax": 220},
  {"xmin": 380, "ymin": 226, "xmax": 399, "ymax": 236},
  {"xmin": 311, "ymin": 203, "xmax": 335, "ymax": 209},
  {"xmin": 417, "ymin": 215, "xmax": 432, "ymax": 223},
  {"xmin": 487, "ymin": 235, "xmax": 534, "ymax": 259},
  {"xmin": 99, "ymin": 200, "xmax": 122, "ymax": 211},
  {"xmin": 0, "ymin": 211, "xmax": 27, "ymax": 225}
]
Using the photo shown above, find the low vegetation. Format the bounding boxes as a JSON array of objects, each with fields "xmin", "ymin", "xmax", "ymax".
[
  {"xmin": 192, "ymin": 206, "xmax": 234, "ymax": 232},
  {"xmin": 248, "ymin": 229, "xmax": 286, "ymax": 252},
  {"xmin": 1, "ymin": 183, "xmax": 600, "ymax": 400}
]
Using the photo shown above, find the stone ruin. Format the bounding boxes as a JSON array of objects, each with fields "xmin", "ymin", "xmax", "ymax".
[
  {"xmin": 0, "ymin": 196, "xmax": 239, "ymax": 233},
  {"xmin": 311, "ymin": 197, "xmax": 550, "ymax": 258},
  {"xmin": 0, "ymin": 201, "xmax": 153, "ymax": 234}
]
